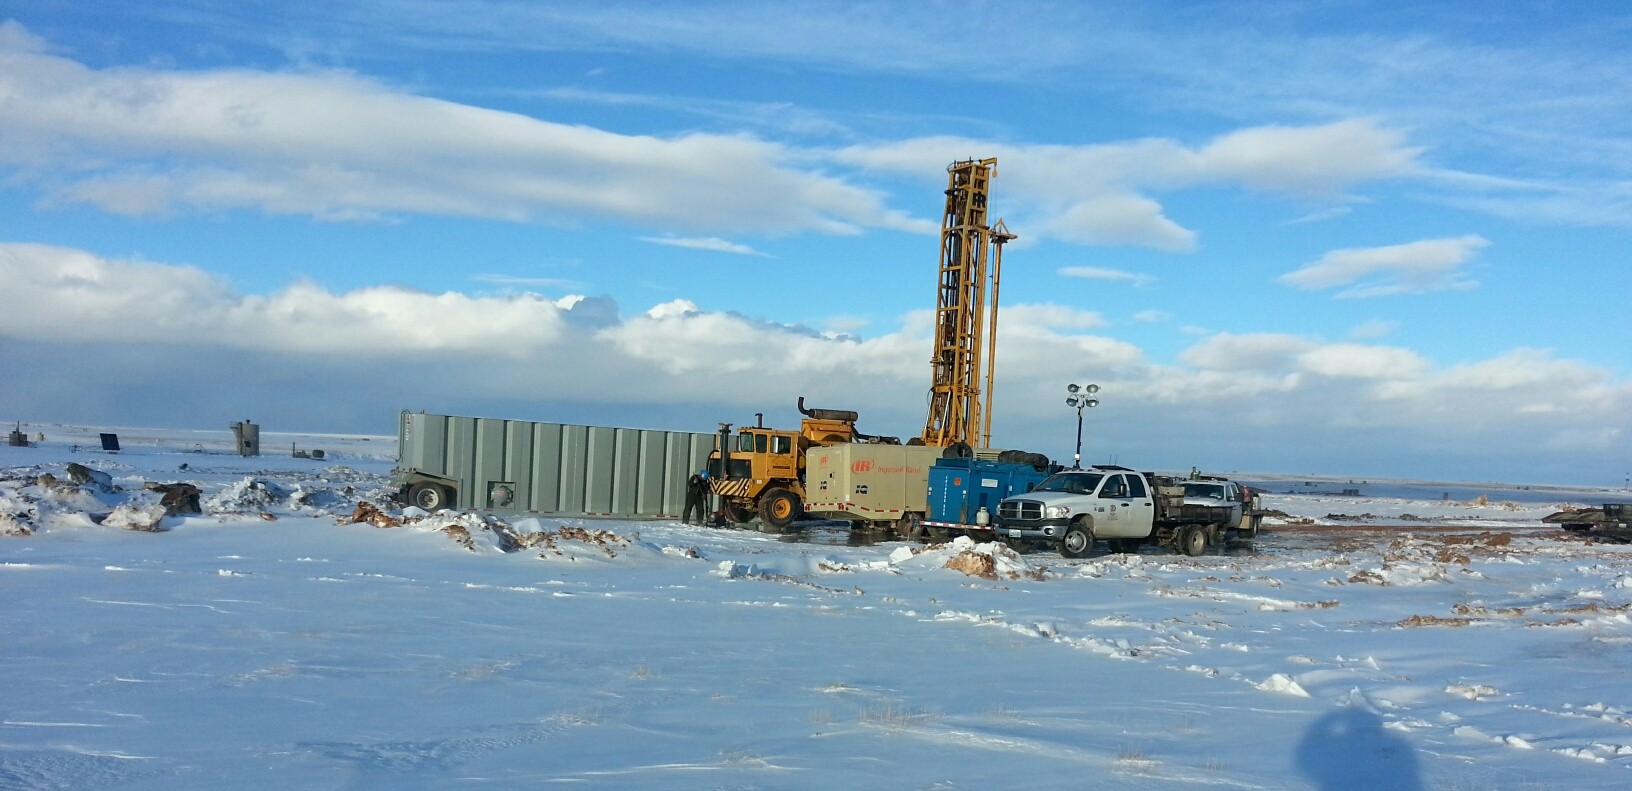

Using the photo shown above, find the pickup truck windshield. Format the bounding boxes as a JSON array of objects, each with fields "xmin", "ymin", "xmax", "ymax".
[
  {"xmin": 1034, "ymin": 472, "xmax": 1104, "ymax": 495},
  {"xmin": 1183, "ymin": 482, "xmax": 1228, "ymax": 500}
]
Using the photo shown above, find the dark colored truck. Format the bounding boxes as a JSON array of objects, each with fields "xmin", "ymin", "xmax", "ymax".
[{"xmin": 1544, "ymin": 503, "xmax": 1632, "ymax": 543}]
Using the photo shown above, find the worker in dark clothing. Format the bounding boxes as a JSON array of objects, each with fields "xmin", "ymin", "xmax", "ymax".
[{"xmin": 683, "ymin": 472, "xmax": 709, "ymax": 525}]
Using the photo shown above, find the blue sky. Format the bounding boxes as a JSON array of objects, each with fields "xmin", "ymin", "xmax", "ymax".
[{"xmin": 0, "ymin": 1, "xmax": 1628, "ymax": 485}]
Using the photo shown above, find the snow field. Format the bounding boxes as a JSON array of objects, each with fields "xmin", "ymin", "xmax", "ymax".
[{"xmin": 4, "ymin": 436, "xmax": 1632, "ymax": 788}]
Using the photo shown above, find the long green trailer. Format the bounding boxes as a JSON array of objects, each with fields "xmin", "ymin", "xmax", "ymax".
[{"xmin": 391, "ymin": 411, "xmax": 714, "ymax": 518}]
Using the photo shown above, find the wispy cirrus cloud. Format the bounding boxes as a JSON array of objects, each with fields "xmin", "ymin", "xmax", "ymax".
[
  {"xmin": 638, "ymin": 235, "xmax": 770, "ymax": 256},
  {"xmin": 1278, "ymin": 235, "xmax": 1489, "ymax": 298},
  {"xmin": 1058, "ymin": 265, "xmax": 1155, "ymax": 287}
]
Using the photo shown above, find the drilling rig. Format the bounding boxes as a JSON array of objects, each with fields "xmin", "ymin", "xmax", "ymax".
[
  {"xmin": 708, "ymin": 158, "xmax": 1017, "ymax": 531},
  {"xmin": 919, "ymin": 158, "xmax": 1017, "ymax": 451}
]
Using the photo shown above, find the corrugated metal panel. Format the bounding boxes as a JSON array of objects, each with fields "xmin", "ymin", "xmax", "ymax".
[
  {"xmin": 661, "ymin": 432, "xmax": 692, "ymax": 515},
  {"xmin": 584, "ymin": 427, "xmax": 616, "ymax": 514},
  {"xmin": 398, "ymin": 412, "xmax": 716, "ymax": 519},
  {"xmin": 558, "ymin": 425, "xmax": 588, "ymax": 514},
  {"xmin": 473, "ymin": 419, "xmax": 506, "ymax": 508},
  {"xmin": 445, "ymin": 416, "xmax": 477, "ymax": 509},
  {"xmin": 504, "ymin": 421, "xmax": 534, "ymax": 509},
  {"xmin": 611, "ymin": 429, "xmax": 641, "ymax": 515},
  {"xmin": 530, "ymin": 423, "xmax": 563, "ymax": 512},
  {"xmin": 634, "ymin": 431, "xmax": 666, "ymax": 516}
]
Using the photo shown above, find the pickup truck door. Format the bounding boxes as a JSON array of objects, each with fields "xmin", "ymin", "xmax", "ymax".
[{"xmin": 1094, "ymin": 474, "xmax": 1157, "ymax": 538}]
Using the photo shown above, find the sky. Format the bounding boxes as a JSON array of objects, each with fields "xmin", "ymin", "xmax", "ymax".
[{"xmin": 0, "ymin": 0, "xmax": 1628, "ymax": 485}]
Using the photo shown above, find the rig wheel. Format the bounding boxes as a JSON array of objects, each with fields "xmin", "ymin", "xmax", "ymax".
[
  {"xmin": 408, "ymin": 482, "xmax": 453, "ymax": 511},
  {"xmin": 759, "ymin": 488, "xmax": 803, "ymax": 531}
]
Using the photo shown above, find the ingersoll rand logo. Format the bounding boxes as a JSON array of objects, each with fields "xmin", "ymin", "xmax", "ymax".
[{"xmin": 851, "ymin": 459, "xmax": 874, "ymax": 473}]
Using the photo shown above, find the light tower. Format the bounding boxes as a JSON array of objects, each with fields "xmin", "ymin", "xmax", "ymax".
[{"xmin": 1065, "ymin": 383, "xmax": 1100, "ymax": 468}]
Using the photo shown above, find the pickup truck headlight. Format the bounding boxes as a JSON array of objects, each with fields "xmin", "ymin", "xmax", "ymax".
[{"xmin": 1045, "ymin": 505, "xmax": 1071, "ymax": 519}]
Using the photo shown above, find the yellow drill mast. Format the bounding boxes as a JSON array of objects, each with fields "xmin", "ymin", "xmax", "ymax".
[{"xmin": 920, "ymin": 158, "xmax": 1017, "ymax": 449}]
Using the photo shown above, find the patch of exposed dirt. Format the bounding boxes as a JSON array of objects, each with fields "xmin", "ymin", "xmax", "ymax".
[
  {"xmin": 1398, "ymin": 614, "xmax": 1479, "ymax": 628},
  {"xmin": 944, "ymin": 550, "xmax": 997, "ymax": 580}
]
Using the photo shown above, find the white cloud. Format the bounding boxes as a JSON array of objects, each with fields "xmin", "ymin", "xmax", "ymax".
[
  {"xmin": 638, "ymin": 235, "xmax": 770, "ymax": 256},
  {"xmin": 1347, "ymin": 319, "xmax": 1399, "ymax": 340},
  {"xmin": 1186, "ymin": 120, "xmax": 1420, "ymax": 196},
  {"xmin": 1132, "ymin": 310, "xmax": 1170, "ymax": 323},
  {"xmin": 0, "ymin": 23, "xmax": 1431, "ymax": 253},
  {"xmin": 644, "ymin": 299, "xmax": 700, "ymax": 320},
  {"xmin": 1058, "ymin": 265, "xmax": 1155, "ymax": 287},
  {"xmin": 1179, "ymin": 332, "xmax": 1315, "ymax": 372},
  {"xmin": 1297, "ymin": 344, "xmax": 1430, "ymax": 380},
  {"xmin": 837, "ymin": 120, "xmax": 1415, "ymax": 252},
  {"xmin": 3, "ymin": 242, "xmax": 1627, "ymax": 483},
  {"xmin": 1000, "ymin": 304, "xmax": 1106, "ymax": 330},
  {"xmin": 1284, "ymin": 206, "xmax": 1355, "ymax": 226},
  {"xmin": 0, "ymin": 28, "xmax": 930, "ymax": 236},
  {"xmin": 0, "ymin": 243, "xmax": 571, "ymax": 355},
  {"xmin": 1278, "ymin": 235, "xmax": 1489, "ymax": 297}
]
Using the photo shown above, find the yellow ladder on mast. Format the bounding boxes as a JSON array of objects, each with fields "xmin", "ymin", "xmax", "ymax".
[{"xmin": 920, "ymin": 158, "xmax": 1016, "ymax": 449}]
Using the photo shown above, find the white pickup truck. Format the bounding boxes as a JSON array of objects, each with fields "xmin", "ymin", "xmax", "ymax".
[{"xmin": 994, "ymin": 466, "xmax": 1260, "ymax": 558}]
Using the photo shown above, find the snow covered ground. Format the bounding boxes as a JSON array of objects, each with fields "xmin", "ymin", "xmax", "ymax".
[{"xmin": 4, "ymin": 425, "xmax": 1632, "ymax": 789}]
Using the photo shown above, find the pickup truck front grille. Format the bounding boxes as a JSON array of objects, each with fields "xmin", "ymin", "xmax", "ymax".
[{"xmin": 999, "ymin": 500, "xmax": 1042, "ymax": 521}]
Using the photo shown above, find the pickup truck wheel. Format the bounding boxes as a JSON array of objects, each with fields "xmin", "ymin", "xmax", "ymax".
[
  {"xmin": 408, "ymin": 482, "xmax": 453, "ymax": 511},
  {"xmin": 1178, "ymin": 525, "xmax": 1208, "ymax": 557},
  {"xmin": 759, "ymin": 488, "xmax": 802, "ymax": 532},
  {"xmin": 895, "ymin": 511, "xmax": 925, "ymax": 541},
  {"xmin": 1061, "ymin": 521, "xmax": 1094, "ymax": 558}
]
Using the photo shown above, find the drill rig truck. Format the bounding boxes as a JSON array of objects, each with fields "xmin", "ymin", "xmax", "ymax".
[
  {"xmin": 709, "ymin": 158, "xmax": 1024, "ymax": 535},
  {"xmin": 707, "ymin": 398, "xmax": 899, "ymax": 531}
]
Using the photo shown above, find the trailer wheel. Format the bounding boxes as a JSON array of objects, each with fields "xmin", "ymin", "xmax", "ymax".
[
  {"xmin": 1178, "ymin": 525, "xmax": 1208, "ymax": 557},
  {"xmin": 895, "ymin": 512, "xmax": 925, "ymax": 541},
  {"xmin": 1061, "ymin": 521, "xmax": 1094, "ymax": 558},
  {"xmin": 408, "ymin": 482, "xmax": 453, "ymax": 511},
  {"xmin": 760, "ymin": 488, "xmax": 803, "ymax": 531}
]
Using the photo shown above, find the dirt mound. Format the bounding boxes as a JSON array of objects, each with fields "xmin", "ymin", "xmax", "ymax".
[{"xmin": 944, "ymin": 550, "xmax": 998, "ymax": 579}]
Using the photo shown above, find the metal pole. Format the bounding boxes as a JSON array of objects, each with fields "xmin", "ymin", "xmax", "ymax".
[{"xmin": 1074, "ymin": 407, "xmax": 1083, "ymax": 469}]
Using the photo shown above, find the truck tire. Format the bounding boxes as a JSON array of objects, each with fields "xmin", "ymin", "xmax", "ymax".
[
  {"xmin": 895, "ymin": 511, "xmax": 925, "ymax": 540},
  {"xmin": 1061, "ymin": 520, "xmax": 1094, "ymax": 559},
  {"xmin": 1178, "ymin": 524, "xmax": 1208, "ymax": 557},
  {"xmin": 942, "ymin": 441, "xmax": 974, "ymax": 459},
  {"xmin": 408, "ymin": 482, "xmax": 453, "ymax": 511},
  {"xmin": 760, "ymin": 488, "xmax": 803, "ymax": 531},
  {"xmin": 722, "ymin": 500, "xmax": 755, "ymax": 525}
]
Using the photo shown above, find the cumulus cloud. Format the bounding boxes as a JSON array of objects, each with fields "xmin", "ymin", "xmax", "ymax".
[
  {"xmin": 1058, "ymin": 266, "xmax": 1155, "ymax": 286},
  {"xmin": 638, "ymin": 235, "xmax": 770, "ymax": 256},
  {"xmin": 3, "ymin": 242, "xmax": 1626, "ymax": 483},
  {"xmin": 1180, "ymin": 332, "xmax": 1316, "ymax": 372},
  {"xmin": 1296, "ymin": 344, "xmax": 1430, "ymax": 380},
  {"xmin": 1132, "ymin": 310, "xmax": 1170, "ymax": 323},
  {"xmin": 1279, "ymin": 235, "xmax": 1489, "ymax": 297}
]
